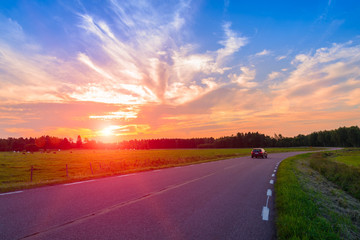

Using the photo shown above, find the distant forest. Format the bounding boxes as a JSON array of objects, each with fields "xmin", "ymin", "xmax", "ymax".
[{"xmin": 0, "ymin": 126, "xmax": 359, "ymax": 152}]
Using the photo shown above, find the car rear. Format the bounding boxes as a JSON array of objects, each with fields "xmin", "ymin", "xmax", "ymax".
[
  {"xmin": 251, "ymin": 148, "xmax": 267, "ymax": 158},
  {"xmin": 251, "ymin": 148, "xmax": 261, "ymax": 158}
]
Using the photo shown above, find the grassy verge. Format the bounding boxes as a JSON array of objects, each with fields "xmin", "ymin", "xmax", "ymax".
[
  {"xmin": 276, "ymin": 151, "xmax": 360, "ymax": 239},
  {"xmin": 0, "ymin": 147, "xmax": 321, "ymax": 193},
  {"xmin": 275, "ymin": 154, "xmax": 338, "ymax": 239},
  {"xmin": 309, "ymin": 152, "xmax": 360, "ymax": 200}
]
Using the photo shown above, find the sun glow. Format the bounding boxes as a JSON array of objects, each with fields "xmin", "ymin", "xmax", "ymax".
[{"xmin": 100, "ymin": 125, "xmax": 122, "ymax": 136}]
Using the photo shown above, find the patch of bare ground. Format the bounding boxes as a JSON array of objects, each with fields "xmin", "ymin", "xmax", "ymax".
[{"xmin": 296, "ymin": 158, "xmax": 360, "ymax": 239}]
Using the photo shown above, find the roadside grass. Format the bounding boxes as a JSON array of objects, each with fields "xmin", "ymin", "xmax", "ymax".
[
  {"xmin": 309, "ymin": 149, "xmax": 360, "ymax": 200},
  {"xmin": 275, "ymin": 154, "xmax": 338, "ymax": 239},
  {"xmin": 276, "ymin": 151, "xmax": 360, "ymax": 239},
  {"xmin": 0, "ymin": 147, "xmax": 320, "ymax": 193}
]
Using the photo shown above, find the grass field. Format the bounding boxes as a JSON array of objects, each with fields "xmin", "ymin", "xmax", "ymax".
[
  {"xmin": 333, "ymin": 149, "xmax": 360, "ymax": 167},
  {"xmin": 0, "ymin": 147, "xmax": 319, "ymax": 193},
  {"xmin": 276, "ymin": 149, "xmax": 360, "ymax": 239}
]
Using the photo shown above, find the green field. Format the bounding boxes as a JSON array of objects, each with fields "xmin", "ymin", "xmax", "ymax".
[
  {"xmin": 333, "ymin": 149, "xmax": 360, "ymax": 167},
  {"xmin": 276, "ymin": 149, "xmax": 360, "ymax": 239},
  {"xmin": 0, "ymin": 147, "xmax": 320, "ymax": 193}
]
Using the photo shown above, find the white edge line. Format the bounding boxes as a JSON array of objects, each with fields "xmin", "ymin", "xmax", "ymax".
[
  {"xmin": 0, "ymin": 191, "xmax": 23, "ymax": 196},
  {"xmin": 262, "ymin": 206, "xmax": 269, "ymax": 221},
  {"xmin": 64, "ymin": 180, "xmax": 95, "ymax": 186},
  {"xmin": 267, "ymin": 189, "xmax": 272, "ymax": 196},
  {"xmin": 117, "ymin": 173, "xmax": 135, "ymax": 178}
]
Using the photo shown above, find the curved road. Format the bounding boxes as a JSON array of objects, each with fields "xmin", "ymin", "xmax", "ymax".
[{"xmin": 1, "ymin": 151, "xmax": 312, "ymax": 240}]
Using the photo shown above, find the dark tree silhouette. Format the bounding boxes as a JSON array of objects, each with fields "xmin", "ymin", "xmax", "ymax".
[
  {"xmin": 0, "ymin": 126, "xmax": 359, "ymax": 151},
  {"xmin": 76, "ymin": 135, "xmax": 82, "ymax": 148}
]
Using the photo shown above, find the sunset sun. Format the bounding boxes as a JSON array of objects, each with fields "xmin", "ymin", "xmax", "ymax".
[{"xmin": 100, "ymin": 126, "xmax": 121, "ymax": 137}]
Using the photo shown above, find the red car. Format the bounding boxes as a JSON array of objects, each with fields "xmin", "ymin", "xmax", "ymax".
[{"xmin": 251, "ymin": 148, "xmax": 268, "ymax": 158}]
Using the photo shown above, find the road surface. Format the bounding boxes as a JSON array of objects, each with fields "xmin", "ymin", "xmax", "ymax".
[{"xmin": 1, "ymin": 151, "xmax": 309, "ymax": 240}]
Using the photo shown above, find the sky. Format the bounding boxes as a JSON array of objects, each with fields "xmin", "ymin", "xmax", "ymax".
[{"xmin": 0, "ymin": 0, "xmax": 360, "ymax": 142}]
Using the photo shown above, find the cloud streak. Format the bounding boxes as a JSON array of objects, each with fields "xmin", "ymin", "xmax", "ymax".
[
  {"xmin": 68, "ymin": 2, "xmax": 250, "ymax": 110},
  {"xmin": 255, "ymin": 49, "xmax": 271, "ymax": 56},
  {"xmin": 275, "ymin": 42, "xmax": 360, "ymax": 111}
]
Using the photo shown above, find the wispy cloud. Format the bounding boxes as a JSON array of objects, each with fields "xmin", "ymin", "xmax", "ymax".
[
  {"xmin": 228, "ymin": 66, "xmax": 257, "ymax": 88},
  {"xmin": 216, "ymin": 22, "xmax": 248, "ymax": 67},
  {"xmin": 255, "ymin": 49, "xmax": 271, "ymax": 56},
  {"xmin": 73, "ymin": 3, "xmax": 248, "ymax": 106},
  {"xmin": 0, "ymin": 1, "xmax": 250, "ymax": 138},
  {"xmin": 267, "ymin": 71, "xmax": 282, "ymax": 81},
  {"xmin": 0, "ymin": 42, "xmax": 69, "ymax": 104},
  {"xmin": 0, "ymin": 1, "xmax": 248, "ymax": 108},
  {"xmin": 271, "ymin": 42, "xmax": 360, "ymax": 113}
]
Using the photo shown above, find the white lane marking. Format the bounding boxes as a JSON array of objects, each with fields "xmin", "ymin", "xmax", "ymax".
[
  {"xmin": 262, "ymin": 206, "xmax": 269, "ymax": 221},
  {"xmin": 117, "ymin": 173, "xmax": 135, "ymax": 178},
  {"xmin": 64, "ymin": 180, "xmax": 95, "ymax": 186},
  {"xmin": 274, "ymin": 170, "xmax": 277, "ymax": 173},
  {"xmin": 262, "ymin": 189, "xmax": 272, "ymax": 221},
  {"xmin": 267, "ymin": 189, "xmax": 272, "ymax": 196},
  {"xmin": 0, "ymin": 191, "xmax": 23, "ymax": 196},
  {"xmin": 272, "ymin": 174, "xmax": 275, "ymax": 177},
  {"xmin": 261, "ymin": 188, "xmax": 272, "ymax": 221},
  {"xmin": 270, "ymin": 180, "xmax": 274, "ymax": 184}
]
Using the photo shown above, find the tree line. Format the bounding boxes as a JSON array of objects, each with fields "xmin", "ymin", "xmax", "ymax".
[{"xmin": 0, "ymin": 126, "xmax": 359, "ymax": 152}]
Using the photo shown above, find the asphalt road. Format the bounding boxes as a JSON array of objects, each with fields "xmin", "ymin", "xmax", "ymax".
[{"xmin": 1, "ymin": 151, "xmax": 309, "ymax": 240}]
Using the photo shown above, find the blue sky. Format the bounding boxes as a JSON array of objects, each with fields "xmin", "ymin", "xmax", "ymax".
[{"xmin": 0, "ymin": 0, "xmax": 359, "ymax": 140}]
